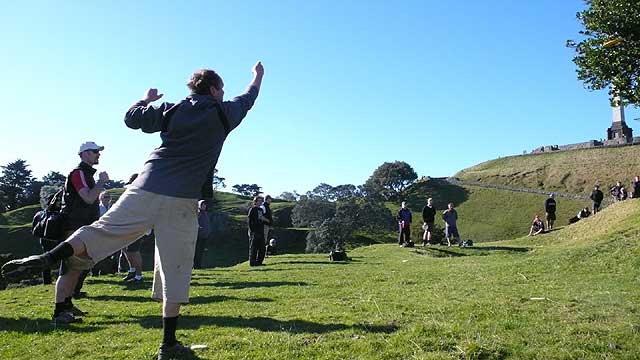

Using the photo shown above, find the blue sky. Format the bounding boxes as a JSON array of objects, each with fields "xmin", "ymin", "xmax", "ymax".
[{"xmin": 1, "ymin": 0, "xmax": 637, "ymax": 197}]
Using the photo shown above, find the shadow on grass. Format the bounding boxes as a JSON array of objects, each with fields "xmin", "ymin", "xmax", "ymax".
[
  {"xmin": 0, "ymin": 316, "xmax": 103, "ymax": 334},
  {"xmin": 127, "ymin": 315, "xmax": 399, "ymax": 334},
  {"xmin": 87, "ymin": 294, "xmax": 273, "ymax": 305},
  {"xmin": 416, "ymin": 245, "xmax": 530, "ymax": 258},
  {"xmin": 274, "ymin": 260, "xmax": 359, "ymax": 265},
  {"xmin": 208, "ymin": 281, "xmax": 310, "ymax": 289}
]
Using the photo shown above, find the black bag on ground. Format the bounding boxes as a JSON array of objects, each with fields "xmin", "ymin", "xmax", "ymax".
[
  {"xmin": 32, "ymin": 190, "xmax": 66, "ymax": 240},
  {"xmin": 329, "ymin": 250, "xmax": 348, "ymax": 261},
  {"xmin": 459, "ymin": 239, "xmax": 474, "ymax": 248}
]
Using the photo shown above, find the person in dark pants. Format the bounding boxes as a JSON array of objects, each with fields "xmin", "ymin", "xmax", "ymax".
[
  {"xmin": 632, "ymin": 176, "xmax": 640, "ymax": 199},
  {"xmin": 193, "ymin": 200, "xmax": 210, "ymax": 269},
  {"xmin": 421, "ymin": 198, "xmax": 436, "ymax": 246},
  {"xmin": 544, "ymin": 193, "xmax": 557, "ymax": 230},
  {"xmin": 397, "ymin": 201, "xmax": 412, "ymax": 246},
  {"xmin": 261, "ymin": 195, "xmax": 273, "ymax": 243},
  {"xmin": 248, "ymin": 195, "xmax": 266, "ymax": 266},
  {"xmin": 590, "ymin": 185, "xmax": 604, "ymax": 214}
]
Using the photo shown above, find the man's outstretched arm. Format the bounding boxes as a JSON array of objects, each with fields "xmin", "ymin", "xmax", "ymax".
[
  {"xmin": 124, "ymin": 88, "xmax": 173, "ymax": 133},
  {"xmin": 222, "ymin": 61, "xmax": 265, "ymax": 131}
]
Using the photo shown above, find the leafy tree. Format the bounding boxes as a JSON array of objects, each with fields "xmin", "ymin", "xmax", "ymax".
[
  {"xmin": 305, "ymin": 217, "xmax": 350, "ymax": 253},
  {"xmin": 358, "ymin": 200, "xmax": 396, "ymax": 232},
  {"xmin": 364, "ymin": 161, "xmax": 418, "ymax": 201},
  {"xmin": 213, "ymin": 168, "xmax": 226, "ymax": 190},
  {"xmin": 332, "ymin": 184, "xmax": 361, "ymax": 201},
  {"xmin": 0, "ymin": 159, "xmax": 36, "ymax": 210},
  {"xmin": 277, "ymin": 191, "xmax": 299, "ymax": 202},
  {"xmin": 306, "ymin": 183, "xmax": 334, "ymax": 201},
  {"xmin": 42, "ymin": 171, "xmax": 66, "ymax": 187},
  {"xmin": 232, "ymin": 183, "xmax": 262, "ymax": 197},
  {"xmin": 567, "ymin": 0, "xmax": 640, "ymax": 105},
  {"xmin": 291, "ymin": 198, "xmax": 336, "ymax": 227},
  {"xmin": 0, "ymin": 189, "xmax": 7, "ymax": 212}
]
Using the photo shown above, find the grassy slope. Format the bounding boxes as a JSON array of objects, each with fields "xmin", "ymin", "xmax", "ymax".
[
  {"xmin": 1, "ymin": 200, "xmax": 638, "ymax": 359},
  {"xmin": 396, "ymin": 180, "xmax": 588, "ymax": 243},
  {"xmin": 455, "ymin": 145, "xmax": 640, "ymax": 194}
]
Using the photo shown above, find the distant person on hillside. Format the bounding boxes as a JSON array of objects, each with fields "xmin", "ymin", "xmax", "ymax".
[
  {"xmin": 618, "ymin": 185, "xmax": 628, "ymax": 201},
  {"xmin": 421, "ymin": 198, "xmax": 436, "ymax": 246},
  {"xmin": 632, "ymin": 176, "xmax": 640, "ymax": 199},
  {"xmin": 590, "ymin": 185, "xmax": 604, "ymax": 214},
  {"xmin": 442, "ymin": 203, "xmax": 460, "ymax": 246},
  {"xmin": 544, "ymin": 193, "xmax": 557, "ymax": 231},
  {"xmin": 527, "ymin": 214, "xmax": 545, "ymax": 236},
  {"xmin": 2, "ymin": 62, "xmax": 264, "ymax": 359},
  {"xmin": 397, "ymin": 201, "xmax": 412, "ymax": 246},
  {"xmin": 610, "ymin": 182, "xmax": 622, "ymax": 202},
  {"xmin": 266, "ymin": 238, "xmax": 277, "ymax": 256},
  {"xmin": 248, "ymin": 195, "xmax": 266, "ymax": 266},
  {"xmin": 193, "ymin": 200, "xmax": 210, "ymax": 269},
  {"xmin": 569, "ymin": 207, "xmax": 591, "ymax": 224}
]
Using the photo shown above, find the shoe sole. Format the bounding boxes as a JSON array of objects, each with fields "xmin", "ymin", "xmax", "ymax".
[{"xmin": 1, "ymin": 260, "xmax": 44, "ymax": 281}]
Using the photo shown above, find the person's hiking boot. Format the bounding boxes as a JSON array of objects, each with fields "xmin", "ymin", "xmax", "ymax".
[
  {"xmin": 126, "ymin": 275, "xmax": 143, "ymax": 283},
  {"xmin": 52, "ymin": 312, "xmax": 82, "ymax": 325},
  {"xmin": 1, "ymin": 254, "xmax": 51, "ymax": 281},
  {"xmin": 157, "ymin": 342, "xmax": 194, "ymax": 360},
  {"xmin": 68, "ymin": 305, "xmax": 87, "ymax": 317},
  {"xmin": 122, "ymin": 272, "xmax": 136, "ymax": 282}
]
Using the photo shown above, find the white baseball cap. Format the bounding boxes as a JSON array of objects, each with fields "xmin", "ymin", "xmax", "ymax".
[{"xmin": 78, "ymin": 141, "xmax": 104, "ymax": 154}]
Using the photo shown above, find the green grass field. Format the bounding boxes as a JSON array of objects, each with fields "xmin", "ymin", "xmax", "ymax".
[
  {"xmin": 1, "ymin": 199, "xmax": 639, "ymax": 359},
  {"xmin": 455, "ymin": 145, "xmax": 640, "ymax": 195}
]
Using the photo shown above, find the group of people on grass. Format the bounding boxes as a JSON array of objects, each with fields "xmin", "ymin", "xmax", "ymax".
[
  {"xmin": 528, "ymin": 177, "xmax": 640, "ymax": 237},
  {"xmin": 396, "ymin": 198, "xmax": 461, "ymax": 247}
]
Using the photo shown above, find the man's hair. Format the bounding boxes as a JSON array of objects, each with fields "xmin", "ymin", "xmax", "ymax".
[
  {"xmin": 253, "ymin": 195, "xmax": 264, "ymax": 205},
  {"xmin": 188, "ymin": 69, "xmax": 222, "ymax": 95}
]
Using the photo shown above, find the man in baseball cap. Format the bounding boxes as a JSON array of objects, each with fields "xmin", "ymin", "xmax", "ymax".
[{"xmin": 78, "ymin": 141, "xmax": 104, "ymax": 154}]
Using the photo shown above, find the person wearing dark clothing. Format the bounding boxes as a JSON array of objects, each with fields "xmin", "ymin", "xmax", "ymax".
[
  {"xmin": 397, "ymin": 201, "xmax": 412, "ymax": 246},
  {"xmin": 590, "ymin": 185, "xmax": 604, "ymax": 214},
  {"xmin": 421, "ymin": 198, "xmax": 436, "ymax": 246},
  {"xmin": 248, "ymin": 196, "xmax": 266, "ymax": 266},
  {"xmin": 261, "ymin": 195, "xmax": 273, "ymax": 243},
  {"xmin": 619, "ymin": 186, "xmax": 628, "ymax": 201},
  {"xmin": 544, "ymin": 193, "xmax": 557, "ymax": 230},
  {"xmin": 610, "ymin": 182, "xmax": 622, "ymax": 202},
  {"xmin": 632, "ymin": 176, "xmax": 640, "ymax": 199},
  {"xmin": 442, "ymin": 203, "xmax": 460, "ymax": 246},
  {"xmin": 528, "ymin": 214, "xmax": 545, "ymax": 236},
  {"xmin": 2, "ymin": 62, "xmax": 264, "ymax": 359},
  {"xmin": 193, "ymin": 200, "xmax": 211, "ymax": 269},
  {"xmin": 569, "ymin": 207, "xmax": 592, "ymax": 224},
  {"xmin": 51, "ymin": 141, "xmax": 108, "ymax": 322}
]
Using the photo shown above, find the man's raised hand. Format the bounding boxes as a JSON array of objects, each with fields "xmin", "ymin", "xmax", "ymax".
[
  {"xmin": 143, "ymin": 88, "xmax": 164, "ymax": 104},
  {"xmin": 252, "ymin": 61, "xmax": 264, "ymax": 77}
]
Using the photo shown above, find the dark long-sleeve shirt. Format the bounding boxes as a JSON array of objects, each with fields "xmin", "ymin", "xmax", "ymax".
[
  {"xmin": 422, "ymin": 205, "xmax": 436, "ymax": 223},
  {"xmin": 248, "ymin": 206, "xmax": 264, "ymax": 233},
  {"xmin": 124, "ymin": 86, "xmax": 259, "ymax": 199},
  {"xmin": 590, "ymin": 190, "xmax": 603, "ymax": 203},
  {"xmin": 397, "ymin": 208, "xmax": 412, "ymax": 223},
  {"xmin": 442, "ymin": 209, "xmax": 458, "ymax": 227}
]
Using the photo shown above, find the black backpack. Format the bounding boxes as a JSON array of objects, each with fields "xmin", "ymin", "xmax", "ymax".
[{"xmin": 32, "ymin": 190, "xmax": 66, "ymax": 240}]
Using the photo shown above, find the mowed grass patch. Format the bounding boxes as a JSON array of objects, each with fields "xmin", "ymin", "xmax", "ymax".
[
  {"xmin": 455, "ymin": 145, "xmax": 640, "ymax": 194},
  {"xmin": 1, "ymin": 200, "xmax": 639, "ymax": 359}
]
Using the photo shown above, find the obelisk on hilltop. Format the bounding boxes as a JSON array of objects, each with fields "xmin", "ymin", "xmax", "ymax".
[{"xmin": 605, "ymin": 95, "xmax": 633, "ymax": 145}]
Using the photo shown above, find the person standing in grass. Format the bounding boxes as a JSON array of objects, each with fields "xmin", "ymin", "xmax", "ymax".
[
  {"xmin": 261, "ymin": 195, "xmax": 273, "ymax": 243},
  {"xmin": 590, "ymin": 185, "xmax": 604, "ymax": 214},
  {"xmin": 442, "ymin": 203, "xmax": 460, "ymax": 246},
  {"xmin": 248, "ymin": 195, "xmax": 266, "ymax": 266},
  {"xmin": 544, "ymin": 193, "xmax": 557, "ymax": 231},
  {"xmin": 193, "ymin": 200, "xmax": 210, "ymax": 269},
  {"xmin": 421, "ymin": 197, "xmax": 436, "ymax": 246},
  {"xmin": 632, "ymin": 176, "xmax": 640, "ymax": 199},
  {"xmin": 610, "ymin": 182, "xmax": 622, "ymax": 202},
  {"xmin": 2, "ymin": 62, "xmax": 264, "ymax": 360},
  {"xmin": 396, "ymin": 201, "xmax": 412, "ymax": 246}
]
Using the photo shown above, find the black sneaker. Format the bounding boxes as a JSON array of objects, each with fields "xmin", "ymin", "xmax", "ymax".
[
  {"xmin": 52, "ymin": 311, "xmax": 82, "ymax": 325},
  {"xmin": 1, "ymin": 254, "xmax": 51, "ymax": 281},
  {"xmin": 157, "ymin": 342, "xmax": 194, "ymax": 360},
  {"xmin": 122, "ymin": 272, "xmax": 136, "ymax": 282},
  {"xmin": 72, "ymin": 291, "xmax": 87, "ymax": 299},
  {"xmin": 67, "ymin": 305, "xmax": 87, "ymax": 317}
]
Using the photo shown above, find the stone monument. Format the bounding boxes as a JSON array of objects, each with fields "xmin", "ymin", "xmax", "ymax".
[{"xmin": 605, "ymin": 96, "xmax": 633, "ymax": 145}]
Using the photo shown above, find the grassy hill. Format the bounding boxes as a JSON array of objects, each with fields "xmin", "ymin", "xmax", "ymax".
[
  {"xmin": 455, "ymin": 145, "xmax": 640, "ymax": 195},
  {"xmin": 0, "ymin": 199, "xmax": 638, "ymax": 359},
  {"xmin": 397, "ymin": 180, "xmax": 589, "ymax": 243}
]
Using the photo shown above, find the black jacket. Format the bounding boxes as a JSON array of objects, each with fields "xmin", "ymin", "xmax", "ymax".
[
  {"xmin": 61, "ymin": 162, "xmax": 100, "ymax": 231},
  {"xmin": 590, "ymin": 189, "xmax": 604, "ymax": 203},
  {"xmin": 422, "ymin": 205, "xmax": 436, "ymax": 223}
]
